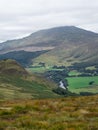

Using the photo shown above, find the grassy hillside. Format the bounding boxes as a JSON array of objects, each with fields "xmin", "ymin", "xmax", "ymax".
[
  {"xmin": 0, "ymin": 59, "xmax": 60, "ymax": 100},
  {"xmin": 33, "ymin": 42, "xmax": 98, "ymax": 67},
  {"xmin": 0, "ymin": 95, "xmax": 98, "ymax": 130}
]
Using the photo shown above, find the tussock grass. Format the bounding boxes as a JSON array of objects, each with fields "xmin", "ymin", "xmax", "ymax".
[{"xmin": 0, "ymin": 95, "xmax": 98, "ymax": 129}]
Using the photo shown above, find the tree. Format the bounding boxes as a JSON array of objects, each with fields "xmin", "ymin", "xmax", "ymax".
[
  {"xmin": 89, "ymin": 81, "xmax": 95, "ymax": 85},
  {"xmin": 39, "ymin": 62, "xmax": 45, "ymax": 67}
]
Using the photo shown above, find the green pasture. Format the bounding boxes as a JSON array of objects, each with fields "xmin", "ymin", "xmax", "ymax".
[
  {"xmin": 68, "ymin": 70, "xmax": 81, "ymax": 76},
  {"xmin": 27, "ymin": 67, "xmax": 47, "ymax": 73},
  {"xmin": 86, "ymin": 66, "xmax": 96, "ymax": 70},
  {"xmin": 26, "ymin": 66, "xmax": 63, "ymax": 73},
  {"xmin": 67, "ymin": 76, "xmax": 98, "ymax": 93}
]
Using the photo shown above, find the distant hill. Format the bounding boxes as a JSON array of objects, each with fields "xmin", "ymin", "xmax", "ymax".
[
  {"xmin": 0, "ymin": 26, "xmax": 98, "ymax": 67},
  {"xmin": 0, "ymin": 59, "xmax": 59, "ymax": 100}
]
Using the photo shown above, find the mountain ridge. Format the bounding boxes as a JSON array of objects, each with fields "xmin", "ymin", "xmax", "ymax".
[{"xmin": 1, "ymin": 26, "xmax": 98, "ymax": 52}]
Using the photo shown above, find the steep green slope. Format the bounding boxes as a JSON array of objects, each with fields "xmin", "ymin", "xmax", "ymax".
[{"xmin": 0, "ymin": 59, "xmax": 60, "ymax": 100}]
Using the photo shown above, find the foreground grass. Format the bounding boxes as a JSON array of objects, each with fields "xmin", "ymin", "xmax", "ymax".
[
  {"xmin": 0, "ymin": 95, "xmax": 98, "ymax": 130},
  {"xmin": 67, "ymin": 76, "xmax": 98, "ymax": 93}
]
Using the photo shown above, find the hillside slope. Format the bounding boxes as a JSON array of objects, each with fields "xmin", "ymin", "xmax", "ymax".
[
  {"xmin": 34, "ymin": 42, "xmax": 98, "ymax": 66},
  {"xmin": 0, "ymin": 59, "xmax": 59, "ymax": 100},
  {"xmin": 0, "ymin": 50, "xmax": 48, "ymax": 67}
]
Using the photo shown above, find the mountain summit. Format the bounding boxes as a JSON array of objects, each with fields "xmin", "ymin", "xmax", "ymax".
[{"xmin": 0, "ymin": 26, "xmax": 98, "ymax": 53}]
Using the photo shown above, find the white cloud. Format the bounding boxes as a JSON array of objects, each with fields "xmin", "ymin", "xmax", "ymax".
[{"xmin": 0, "ymin": 0, "xmax": 98, "ymax": 42}]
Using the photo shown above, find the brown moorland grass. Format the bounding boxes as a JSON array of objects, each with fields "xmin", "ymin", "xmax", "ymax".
[{"xmin": 0, "ymin": 95, "xmax": 98, "ymax": 130}]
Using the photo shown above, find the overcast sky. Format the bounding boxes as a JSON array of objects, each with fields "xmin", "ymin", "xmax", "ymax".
[{"xmin": 0, "ymin": 0, "xmax": 98, "ymax": 42}]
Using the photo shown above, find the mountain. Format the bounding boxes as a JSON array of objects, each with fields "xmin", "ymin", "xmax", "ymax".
[
  {"xmin": 0, "ymin": 26, "xmax": 98, "ymax": 67},
  {"xmin": 0, "ymin": 59, "xmax": 59, "ymax": 100}
]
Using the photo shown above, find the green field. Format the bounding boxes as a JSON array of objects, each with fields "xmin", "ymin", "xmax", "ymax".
[
  {"xmin": 67, "ymin": 76, "xmax": 98, "ymax": 93},
  {"xmin": 27, "ymin": 67, "xmax": 47, "ymax": 73},
  {"xmin": 68, "ymin": 70, "xmax": 81, "ymax": 76},
  {"xmin": 26, "ymin": 66, "xmax": 63, "ymax": 73}
]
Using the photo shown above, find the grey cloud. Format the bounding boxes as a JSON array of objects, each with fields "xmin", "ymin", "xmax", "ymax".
[{"xmin": 0, "ymin": 0, "xmax": 98, "ymax": 42}]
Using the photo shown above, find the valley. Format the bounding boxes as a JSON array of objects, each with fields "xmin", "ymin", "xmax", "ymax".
[
  {"xmin": 26, "ymin": 63, "xmax": 98, "ymax": 95},
  {"xmin": 0, "ymin": 26, "xmax": 98, "ymax": 129}
]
